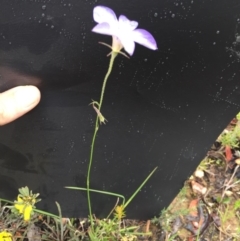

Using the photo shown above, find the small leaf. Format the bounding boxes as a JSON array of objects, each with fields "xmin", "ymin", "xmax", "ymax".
[
  {"xmin": 234, "ymin": 200, "xmax": 240, "ymax": 210},
  {"xmin": 236, "ymin": 112, "xmax": 240, "ymax": 121},
  {"xmin": 222, "ymin": 197, "xmax": 231, "ymax": 204},
  {"xmin": 19, "ymin": 186, "xmax": 29, "ymax": 196}
]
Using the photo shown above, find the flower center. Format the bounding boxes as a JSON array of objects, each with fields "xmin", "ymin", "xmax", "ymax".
[{"xmin": 112, "ymin": 36, "xmax": 123, "ymax": 53}]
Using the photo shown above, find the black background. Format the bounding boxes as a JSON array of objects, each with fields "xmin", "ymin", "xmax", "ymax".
[{"xmin": 0, "ymin": 0, "xmax": 240, "ymax": 218}]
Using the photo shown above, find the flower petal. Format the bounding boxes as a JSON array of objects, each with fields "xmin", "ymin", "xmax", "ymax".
[
  {"xmin": 132, "ymin": 29, "xmax": 158, "ymax": 50},
  {"xmin": 23, "ymin": 205, "xmax": 32, "ymax": 221},
  {"xmin": 93, "ymin": 6, "xmax": 117, "ymax": 24},
  {"xmin": 119, "ymin": 15, "xmax": 138, "ymax": 31},
  {"xmin": 15, "ymin": 196, "xmax": 24, "ymax": 213},
  {"xmin": 0, "ymin": 231, "xmax": 12, "ymax": 241},
  {"xmin": 120, "ymin": 36, "xmax": 135, "ymax": 55},
  {"xmin": 15, "ymin": 204, "xmax": 23, "ymax": 213},
  {"xmin": 92, "ymin": 22, "xmax": 114, "ymax": 36}
]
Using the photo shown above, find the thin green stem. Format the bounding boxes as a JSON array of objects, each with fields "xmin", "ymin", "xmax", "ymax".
[
  {"xmin": 87, "ymin": 118, "xmax": 98, "ymax": 226},
  {"xmin": 87, "ymin": 51, "xmax": 118, "ymax": 228},
  {"xmin": 99, "ymin": 52, "xmax": 117, "ymax": 110}
]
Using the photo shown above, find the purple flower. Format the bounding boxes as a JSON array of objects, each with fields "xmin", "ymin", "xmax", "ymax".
[{"xmin": 92, "ymin": 6, "xmax": 158, "ymax": 56}]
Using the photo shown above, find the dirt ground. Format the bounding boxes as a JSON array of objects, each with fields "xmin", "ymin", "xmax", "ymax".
[{"xmin": 145, "ymin": 117, "xmax": 240, "ymax": 241}]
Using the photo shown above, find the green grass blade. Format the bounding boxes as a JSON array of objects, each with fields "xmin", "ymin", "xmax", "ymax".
[
  {"xmin": 65, "ymin": 186, "xmax": 126, "ymax": 205},
  {"xmin": 124, "ymin": 167, "xmax": 157, "ymax": 209},
  {"xmin": 0, "ymin": 198, "xmax": 14, "ymax": 204},
  {"xmin": 55, "ymin": 202, "xmax": 64, "ymax": 241},
  {"xmin": 33, "ymin": 209, "xmax": 60, "ymax": 219}
]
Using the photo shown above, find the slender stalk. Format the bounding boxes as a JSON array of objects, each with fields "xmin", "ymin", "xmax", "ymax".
[
  {"xmin": 87, "ymin": 51, "xmax": 118, "ymax": 228},
  {"xmin": 99, "ymin": 52, "xmax": 117, "ymax": 110}
]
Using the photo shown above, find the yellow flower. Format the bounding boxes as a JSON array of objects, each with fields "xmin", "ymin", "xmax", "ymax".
[
  {"xmin": 0, "ymin": 231, "xmax": 12, "ymax": 241},
  {"xmin": 14, "ymin": 196, "xmax": 33, "ymax": 221},
  {"xmin": 114, "ymin": 205, "xmax": 126, "ymax": 220},
  {"xmin": 121, "ymin": 235, "xmax": 137, "ymax": 241}
]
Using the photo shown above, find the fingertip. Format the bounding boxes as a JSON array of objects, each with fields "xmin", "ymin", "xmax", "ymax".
[
  {"xmin": 15, "ymin": 85, "xmax": 41, "ymax": 110},
  {"xmin": 0, "ymin": 85, "xmax": 41, "ymax": 125}
]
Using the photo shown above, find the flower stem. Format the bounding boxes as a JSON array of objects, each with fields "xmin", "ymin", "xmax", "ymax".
[
  {"xmin": 87, "ymin": 51, "xmax": 118, "ymax": 228},
  {"xmin": 99, "ymin": 52, "xmax": 118, "ymax": 110}
]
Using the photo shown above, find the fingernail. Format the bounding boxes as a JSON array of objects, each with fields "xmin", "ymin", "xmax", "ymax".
[{"xmin": 14, "ymin": 86, "xmax": 40, "ymax": 110}]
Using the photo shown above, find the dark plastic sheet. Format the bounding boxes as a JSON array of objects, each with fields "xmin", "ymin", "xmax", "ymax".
[{"xmin": 0, "ymin": 0, "xmax": 240, "ymax": 218}]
